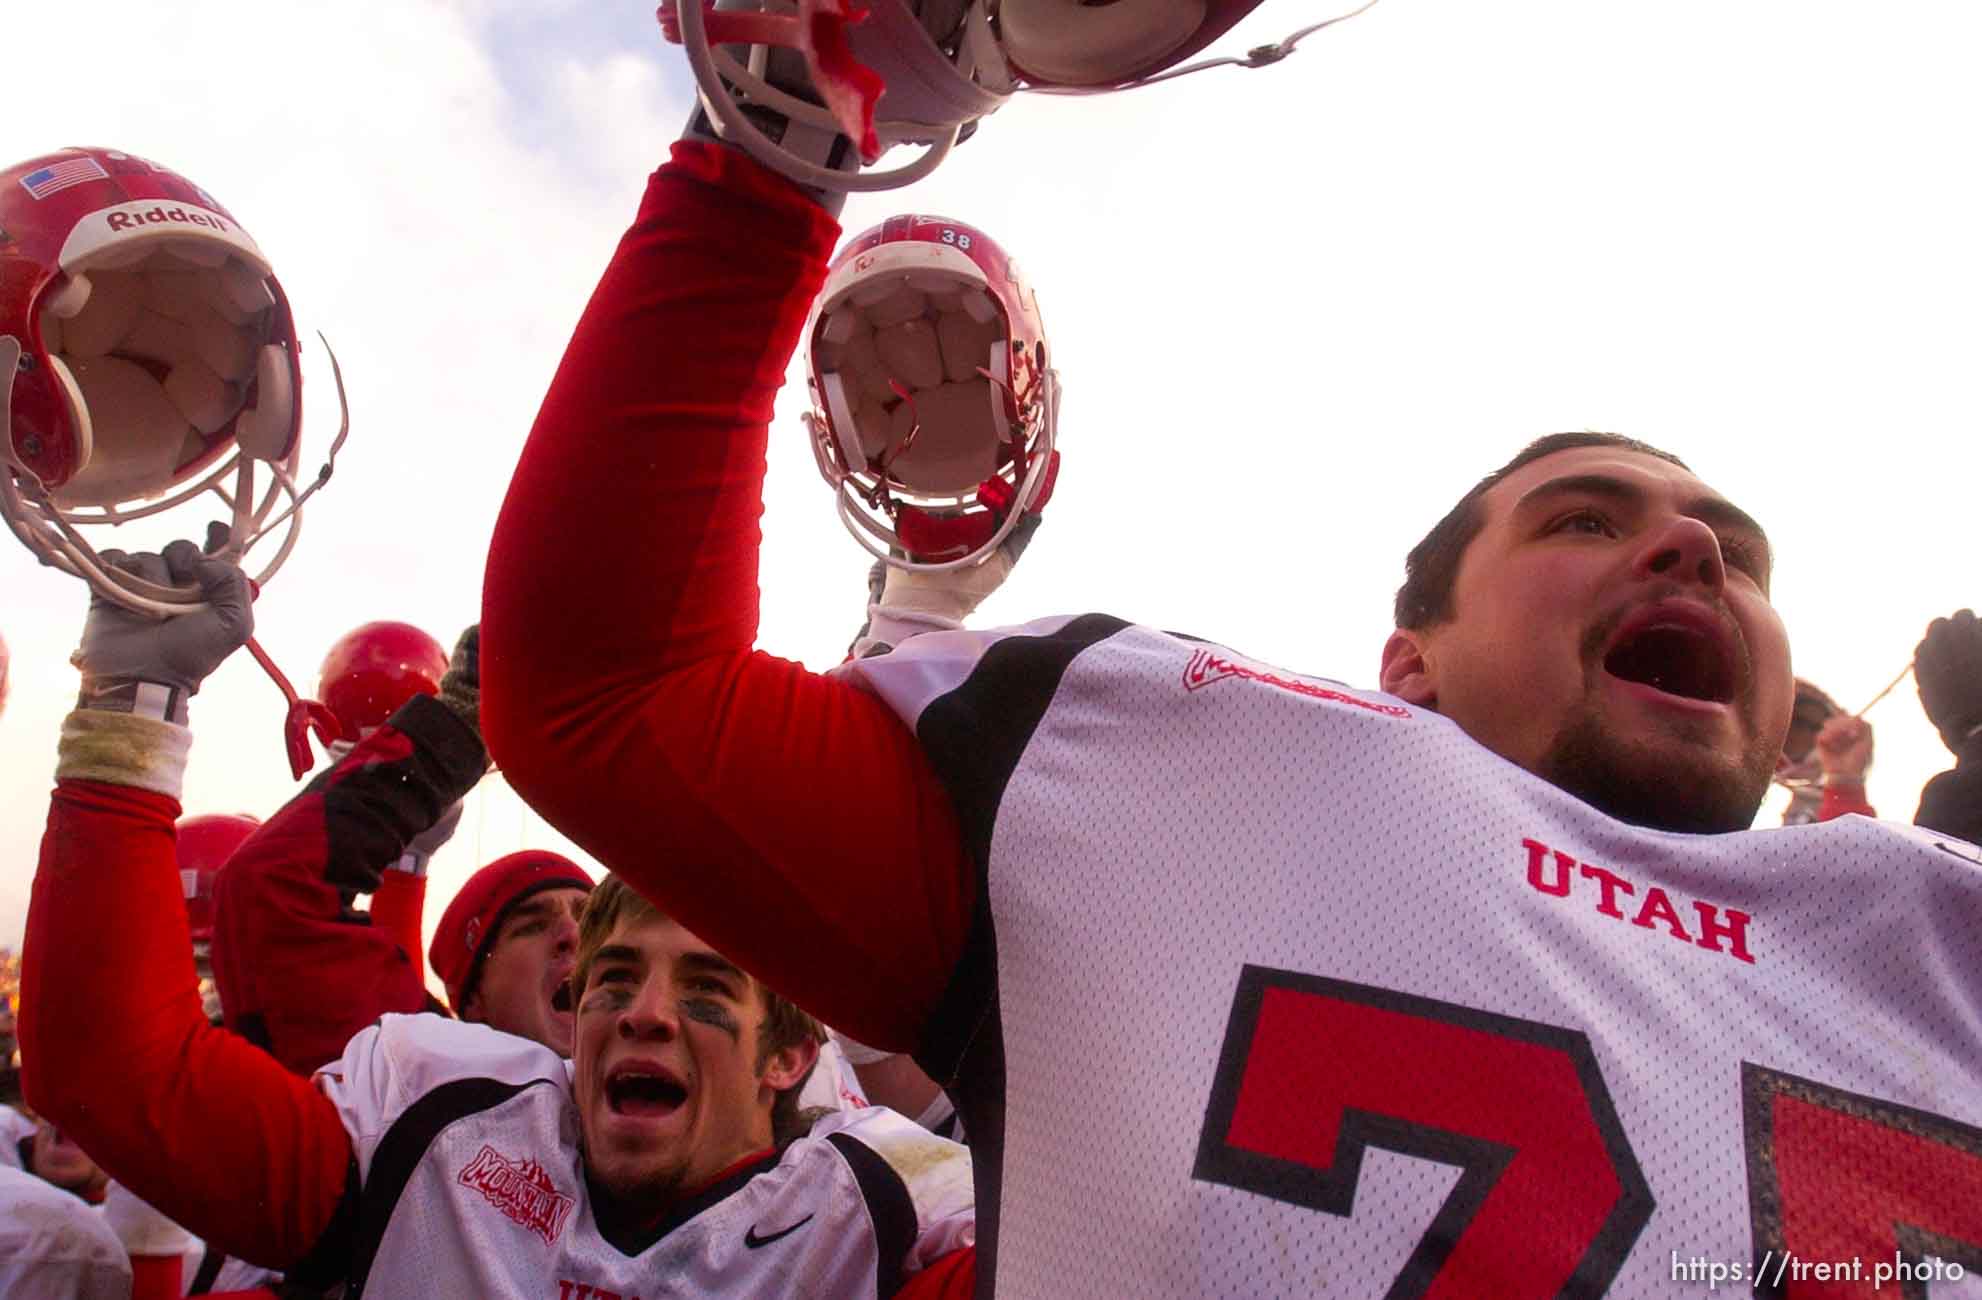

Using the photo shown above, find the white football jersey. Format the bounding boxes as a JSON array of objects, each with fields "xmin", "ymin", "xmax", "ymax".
[
  {"xmin": 848, "ymin": 616, "xmax": 1982, "ymax": 1299},
  {"xmin": 799, "ymin": 1035, "xmax": 873, "ymax": 1115},
  {"xmin": 0, "ymin": 1165, "xmax": 130, "ymax": 1300},
  {"xmin": 305, "ymin": 1015, "xmax": 973, "ymax": 1298},
  {"xmin": 0, "ymin": 1104, "xmax": 37, "ymax": 1169}
]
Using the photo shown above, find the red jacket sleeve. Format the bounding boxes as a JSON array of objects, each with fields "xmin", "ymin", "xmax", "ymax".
[
  {"xmin": 369, "ymin": 869, "xmax": 428, "ymax": 973},
  {"xmin": 482, "ymin": 141, "xmax": 973, "ymax": 1051},
  {"xmin": 20, "ymin": 780, "xmax": 353, "ymax": 1269},
  {"xmin": 212, "ymin": 694, "xmax": 478, "ymax": 1074}
]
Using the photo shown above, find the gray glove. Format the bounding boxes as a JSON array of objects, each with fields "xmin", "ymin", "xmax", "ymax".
[
  {"xmin": 407, "ymin": 798, "xmax": 465, "ymax": 861},
  {"xmin": 1917, "ymin": 607, "xmax": 1982, "ymax": 755},
  {"xmin": 75, "ymin": 541, "xmax": 253, "ymax": 698},
  {"xmin": 436, "ymin": 624, "xmax": 481, "ymax": 743}
]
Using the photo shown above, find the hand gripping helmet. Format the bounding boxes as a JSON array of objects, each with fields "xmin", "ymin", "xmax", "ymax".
[
  {"xmin": 317, "ymin": 621, "xmax": 450, "ymax": 740},
  {"xmin": 802, "ymin": 215, "xmax": 1059, "ymax": 571},
  {"xmin": 178, "ymin": 812, "xmax": 260, "ymax": 944},
  {"xmin": 663, "ymin": 0, "xmax": 1287, "ymax": 192},
  {"xmin": 0, "ymin": 147, "xmax": 335, "ymax": 617}
]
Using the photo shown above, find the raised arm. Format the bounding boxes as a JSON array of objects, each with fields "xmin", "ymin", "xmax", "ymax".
[
  {"xmin": 482, "ymin": 139, "xmax": 972, "ymax": 1050},
  {"xmin": 19, "ymin": 545, "xmax": 354, "ymax": 1269},
  {"xmin": 1913, "ymin": 608, "xmax": 1982, "ymax": 842},
  {"xmin": 211, "ymin": 685, "xmax": 483, "ymax": 1074}
]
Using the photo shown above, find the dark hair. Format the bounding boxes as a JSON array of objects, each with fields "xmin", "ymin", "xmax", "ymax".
[
  {"xmin": 572, "ymin": 876, "xmax": 826, "ymax": 1143},
  {"xmin": 1394, "ymin": 432, "xmax": 1690, "ymax": 630}
]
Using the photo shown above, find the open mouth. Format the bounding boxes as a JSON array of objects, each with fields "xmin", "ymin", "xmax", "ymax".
[
  {"xmin": 606, "ymin": 1066, "xmax": 688, "ymax": 1118},
  {"xmin": 550, "ymin": 983, "xmax": 573, "ymax": 1015},
  {"xmin": 1602, "ymin": 613, "xmax": 1735, "ymax": 705}
]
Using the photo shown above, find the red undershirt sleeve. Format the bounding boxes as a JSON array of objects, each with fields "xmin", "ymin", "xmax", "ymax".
[
  {"xmin": 483, "ymin": 141, "xmax": 973, "ymax": 1052},
  {"xmin": 897, "ymin": 1245, "xmax": 976, "ymax": 1299},
  {"xmin": 1816, "ymin": 783, "xmax": 1876, "ymax": 821},
  {"xmin": 21, "ymin": 778, "xmax": 354, "ymax": 1269}
]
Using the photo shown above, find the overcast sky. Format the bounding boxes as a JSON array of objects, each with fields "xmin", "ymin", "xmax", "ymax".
[{"xmin": 4, "ymin": 1, "xmax": 1979, "ymax": 972}]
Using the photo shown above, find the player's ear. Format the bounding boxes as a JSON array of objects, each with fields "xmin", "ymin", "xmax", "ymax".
[
  {"xmin": 1380, "ymin": 629, "xmax": 1438, "ymax": 707},
  {"xmin": 759, "ymin": 1036, "xmax": 821, "ymax": 1093}
]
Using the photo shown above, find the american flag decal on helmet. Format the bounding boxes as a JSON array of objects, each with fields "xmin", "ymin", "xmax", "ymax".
[{"xmin": 19, "ymin": 156, "xmax": 108, "ymax": 200}]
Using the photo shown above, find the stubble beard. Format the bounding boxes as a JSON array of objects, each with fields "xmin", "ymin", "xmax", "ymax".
[
  {"xmin": 1537, "ymin": 691, "xmax": 1777, "ymax": 834},
  {"xmin": 1535, "ymin": 610, "xmax": 1776, "ymax": 834}
]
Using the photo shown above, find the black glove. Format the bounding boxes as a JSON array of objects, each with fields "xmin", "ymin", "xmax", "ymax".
[
  {"xmin": 76, "ymin": 541, "xmax": 253, "ymax": 703},
  {"xmin": 1916, "ymin": 608, "xmax": 1982, "ymax": 756}
]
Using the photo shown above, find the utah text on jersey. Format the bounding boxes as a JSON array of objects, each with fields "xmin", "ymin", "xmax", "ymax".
[{"xmin": 848, "ymin": 616, "xmax": 1982, "ymax": 1298}]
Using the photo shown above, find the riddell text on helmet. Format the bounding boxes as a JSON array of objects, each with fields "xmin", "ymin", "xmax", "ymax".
[{"xmin": 102, "ymin": 204, "xmax": 231, "ymax": 234}]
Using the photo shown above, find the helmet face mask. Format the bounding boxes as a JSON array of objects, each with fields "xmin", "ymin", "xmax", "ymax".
[
  {"xmin": 662, "ymin": 0, "xmax": 1268, "ymax": 192},
  {"xmin": 0, "ymin": 147, "xmax": 321, "ymax": 616},
  {"xmin": 803, "ymin": 214, "xmax": 1059, "ymax": 571}
]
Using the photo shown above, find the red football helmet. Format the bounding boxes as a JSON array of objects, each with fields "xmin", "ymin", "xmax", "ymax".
[
  {"xmin": 0, "ymin": 147, "xmax": 337, "ymax": 617},
  {"xmin": 178, "ymin": 813, "xmax": 260, "ymax": 943},
  {"xmin": 317, "ymin": 621, "xmax": 449, "ymax": 740},
  {"xmin": 663, "ymin": 0, "xmax": 1278, "ymax": 192},
  {"xmin": 803, "ymin": 215, "xmax": 1059, "ymax": 571}
]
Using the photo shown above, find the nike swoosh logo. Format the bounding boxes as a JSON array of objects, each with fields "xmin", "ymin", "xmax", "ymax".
[{"xmin": 744, "ymin": 1214, "xmax": 815, "ymax": 1249}]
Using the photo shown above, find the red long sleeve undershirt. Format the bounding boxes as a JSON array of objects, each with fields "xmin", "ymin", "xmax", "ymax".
[
  {"xmin": 1816, "ymin": 782, "xmax": 1876, "ymax": 821},
  {"xmin": 21, "ymin": 779, "xmax": 352, "ymax": 1268},
  {"xmin": 483, "ymin": 141, "xmax": 973, "ymax": 1052}
]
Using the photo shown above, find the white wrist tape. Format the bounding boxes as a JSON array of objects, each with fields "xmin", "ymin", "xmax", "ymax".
[
  {"xmin": 877, "ymin": 548, "xmax": 1015, "ymax": 625},
  {"xmin": 59, "ymin": 708, "xmax": 192, "ymax": 800}
]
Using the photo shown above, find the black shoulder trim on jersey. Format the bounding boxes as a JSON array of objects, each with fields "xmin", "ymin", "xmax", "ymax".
[
  {"xmin": 187, "ymin": 1244, "xmax": 225, "ymax": 1294},
  {"xmin": 912, "ymin": 612, "xmax": 1127, "ymax": 1082},
  {"xmin": 283, "ymin": 1152, "xmax": 361, "ymax": 1293},
  {"xmin": 343, "ymin": 1076, "xmax": 539, "ymax": 1295},
  {"xmin": 826, "ymin": 1130, "xmax": 917, "ymax": 1299},
  {"xmin": 593, "ymin": 1147, "xmax": 779, "ymax": 1257},
  {"xmin": 910, "ymin": 611, "xmax": 1127, "ymax": 1295}
]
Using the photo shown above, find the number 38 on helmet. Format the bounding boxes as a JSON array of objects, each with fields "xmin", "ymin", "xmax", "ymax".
[{"xmin": 802, "ymin": 214, "xmax": 1060, "ymax": 572}]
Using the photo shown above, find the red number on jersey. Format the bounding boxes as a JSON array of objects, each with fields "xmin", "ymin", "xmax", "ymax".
[
  {"xmin": 1192, "ymin": 967, "xmax": 1982, "ymax": 1298},
  {"xmin": 1191, "ymin": 966, "xmax": 1652, "ymax": 1299},
  {"xmin": 1744, "ymin": 1063, "xmax": 1982, "ymax": 1299}
]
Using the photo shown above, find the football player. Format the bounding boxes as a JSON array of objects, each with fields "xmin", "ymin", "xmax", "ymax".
[
  {"xmin": 477, "ymin": 19, "xmax": 1982, "ymax": 1297},
  {"xmin": 21, "ymin": 543, "xmax": 977, "ymax": 1297}
]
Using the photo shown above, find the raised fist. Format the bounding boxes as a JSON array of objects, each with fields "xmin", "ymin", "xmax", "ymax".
[
  {"xmin": 76, "ymin": 541, "xmax": 253, "ymax": 697},
  {"xmin": 1814, "ymin": 715, "xmax": 1874, "ymax": 783},
  {"xmin": 1916, "ymin": 607, "xmax": 1982, "ymax": 755}
]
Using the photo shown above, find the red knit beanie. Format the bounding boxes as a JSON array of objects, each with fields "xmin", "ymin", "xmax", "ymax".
[{"xmin": 430, "ymin": 850, "xmax": 593, "ymax": 1012}]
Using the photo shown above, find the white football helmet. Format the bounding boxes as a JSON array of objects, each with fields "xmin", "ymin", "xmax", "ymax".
[
  {"xmin": 0, "ymin": 147, "xmax": 342, "ymax": 618},
  {"xmin": 803, "ymin": 214, "xmax": 1058, "ymax": 571},
  {"xmin": 663, "ymin": 0, "xmax": 1296, "ymax": 192}
]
